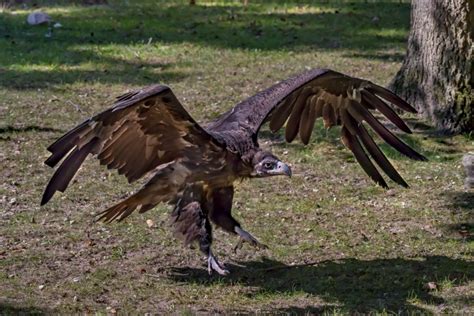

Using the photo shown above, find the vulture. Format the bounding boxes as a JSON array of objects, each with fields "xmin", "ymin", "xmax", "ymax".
[{"xmin": 42, "ymin": 68, "xmax": 426, "ymax": 275}]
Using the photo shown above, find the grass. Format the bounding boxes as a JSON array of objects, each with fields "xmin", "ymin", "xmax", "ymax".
[{"xmin": 1, "ymin": 0, "xmax": 473, "ymax": 314}]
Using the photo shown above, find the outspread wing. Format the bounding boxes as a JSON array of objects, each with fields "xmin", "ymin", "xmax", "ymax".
[
  {"xmin": 42, "ymin": 85, "xmax": 223, "ymax": 205},
  {"xmin": 210, "ymin": 69, "xmax": 427, "ymax": 188}
]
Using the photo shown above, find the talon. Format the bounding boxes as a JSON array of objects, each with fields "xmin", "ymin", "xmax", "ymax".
[
  {"xmin": 233, "ymin": 239, "xmax": 243, "ymax": 253},
  {"xmin": 207, "ymin": 251, "xmax": 229, "ymax": 276},
  {"xmin": 234, "ymin": 226, "xmax": 267, "ymax": 250}
]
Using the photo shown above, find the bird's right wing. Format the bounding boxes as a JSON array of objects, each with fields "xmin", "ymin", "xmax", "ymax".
[{"xmin": 42, "ymin": 85, "xmax": 226, "ymax": 205}]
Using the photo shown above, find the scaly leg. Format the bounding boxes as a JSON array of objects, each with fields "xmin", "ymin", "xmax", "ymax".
[{"xmin": 199, "ymin": 219, "xmax": 229, "ymax": 275}]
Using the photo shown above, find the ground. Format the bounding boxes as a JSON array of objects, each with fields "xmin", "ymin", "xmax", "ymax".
[{"xmin": 0, "ymin": 0, "xmax": 473, "ymax": 314}]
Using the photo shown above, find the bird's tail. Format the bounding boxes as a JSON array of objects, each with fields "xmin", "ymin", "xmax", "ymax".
[
  {"xmin": 95, "ymin": 194, "xmax": 152, "ymax": 223},
  {"xmin": 96, "ymin": 161, "xmax": 191, "ymax": 223}
]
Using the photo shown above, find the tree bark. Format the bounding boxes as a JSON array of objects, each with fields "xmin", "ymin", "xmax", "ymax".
[{"xmin": 390, "ymin": 0, "xmax": 473, "ymax": 133}]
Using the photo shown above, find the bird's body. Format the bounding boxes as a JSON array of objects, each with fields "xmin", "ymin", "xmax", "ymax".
[{"xmin": 42, "ymin": 68, "xmax": 426, "ymax": 274}]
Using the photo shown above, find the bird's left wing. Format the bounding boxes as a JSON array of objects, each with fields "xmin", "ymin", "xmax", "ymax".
[
  {"xmin": 42, "ymin": 85, "xmax": 225, "ymax": 205},
  {"xmin": 210, "ymin": 69, "xmax": 426, "ymax": 188}
]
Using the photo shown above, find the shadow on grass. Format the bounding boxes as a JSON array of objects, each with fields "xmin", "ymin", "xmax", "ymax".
[
  {"xmin": 343, "ymin": 51, "xmax": 405, "ymax": 62},
  {"xmin": 442, "ymin": 191, "xmax": 474, "ymax": 212},
  {"xmin": 0, "ymin": 125, "xmax": 64, "ymax": 134},
  {"xmin": 440, "ymin": 191, "xmax": 473, "ymax": 242},
  {"xmin": 0, "ymin": 302, "xmax": 50, "ymax": 315},
  {"xmin": 0, "ymin": 1, "xmax": 409, "ymax": 89},
  {"xmin": 0, "ymin": 51, "xmax": 187, "ymax": 89},
  {"xmin": 168, "ymin": 256, "xmax": 472, "ymax": 313}
]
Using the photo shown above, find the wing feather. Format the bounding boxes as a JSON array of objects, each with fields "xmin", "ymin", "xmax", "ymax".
[
  {"xmin": 356, "ymin": 123, "xmax": 408, "ymax": 187},
  {"xmin": 299, "ymin": 95, "xmax": 318, "ymax": 144},
  {"xmin": 44, "ymin": 122, "xmax": 91, "ymax": 167},
  {"xmin": 209, "ymin": 68, "xmax": 426, "ymax": 188},
  {"xmin": 42, "ymin": 85, "xmax": 224, "ymax": 205},
  {"xmin": 285, "ymin": 87, "xmax": 316, "ymax": 142},
  {"xmin": 341, "ymin": 127, "xmax": 388, "ymax": 188},
  {"xmin": 322, "ymin": 101, "xmax": 337, "ymax": 128},
  {"xmin": 269, "ymin": 90, "xmax": 299, "ymax": 132},
  {"xmin": 42, "ymin": 138, "xmax": 99, "ymax": 205},
  {"xmin": 314, "ymin": 97, "xmax": 325, "ymax": 118},
  {"xmin": 361, "ymin": 90, "xmax": 412, "ymax": 133},
  {"xmin": 346, "ymin": 100, "xmax": 426, "ymax": 161},
  {"xmin": 367, "ymin": 84, "xmax": 417, "ymax": 113}
]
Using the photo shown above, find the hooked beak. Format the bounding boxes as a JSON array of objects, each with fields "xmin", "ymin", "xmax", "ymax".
[{"xmin": 275, "ymin": 161, "xmax": 292, "ymax": 177}]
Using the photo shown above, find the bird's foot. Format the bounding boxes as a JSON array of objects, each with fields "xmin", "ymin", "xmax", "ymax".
[
  {"xmin": 234, "ymin": 226, "xmax": 268, "ymax": 252},
  {"xmin": 207, "ymin": 251, "xmax": 229, "ymax": 276}
]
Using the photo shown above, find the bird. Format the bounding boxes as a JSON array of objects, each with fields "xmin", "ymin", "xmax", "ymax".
[{"xmin": 41, "ymin": 68, "xmax": 426, "ymax": 275}]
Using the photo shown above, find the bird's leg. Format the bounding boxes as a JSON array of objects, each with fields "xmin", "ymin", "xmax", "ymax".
[
  {"xmin": 199, "ymin": 216, "xmax": 229, "ymax": 276},
  {"xmin": 234, "ymin": 226, "xmax": 267, "ymax": 252},
  {"xmin": 171, "ymin": 185, "xmax": 229, "ymax": 276},
  {"xmin": 207, "ymin": 186, "xmax": 266, "ymax": 254}
]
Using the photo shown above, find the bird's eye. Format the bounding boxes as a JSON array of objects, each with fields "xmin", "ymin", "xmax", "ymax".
[{"xmin": 264, "ymin": 162, "xmax": 273, "ymax": 169}]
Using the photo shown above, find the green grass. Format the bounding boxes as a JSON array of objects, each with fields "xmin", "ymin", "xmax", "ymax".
[{"xmin": 1, "ymin": 0, "xmax": 473, "ymax": 314}]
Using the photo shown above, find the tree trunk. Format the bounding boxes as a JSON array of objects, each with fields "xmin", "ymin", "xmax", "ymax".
[{"xmin": 390, "ymin": 0, "xmax": 473, "ymax": 133}]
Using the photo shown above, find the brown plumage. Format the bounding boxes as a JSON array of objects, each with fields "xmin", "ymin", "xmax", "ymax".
[{"xmin": 42, "ymin": 68, "xmax": 426, "ymax": 275}]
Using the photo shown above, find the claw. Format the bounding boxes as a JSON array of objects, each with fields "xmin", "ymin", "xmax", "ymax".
[
  {"xmin": 207, "ymin": 251, "xmax": 229, "ymax": 276},
  {"xmin": 234, "ymin": 226, "xmax": 268, "ymax": 252},
  {"xmin": 233, "ymin": 239, "xmax": 244, "ymax": 253}
]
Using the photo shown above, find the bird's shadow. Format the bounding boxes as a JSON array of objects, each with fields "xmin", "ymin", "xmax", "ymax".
[
  {"xmin": 440, "ymin": 190, "xmax": 474, "ymax": 242},
  {"xmin": 0, "ymin": 125, "xmax": 64, "ymax": 135},
  {"xmin": 0, "ymin": 302, "xmax": 50, "ymax": 315},
  {"xmin": 167, "ymin": 255, "xmax": 473, "ymax": 313}
]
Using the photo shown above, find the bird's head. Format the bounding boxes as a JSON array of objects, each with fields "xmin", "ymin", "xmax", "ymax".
[{"xmin": 250, "ymin": 151, "xmax": 292, "ymax": 178}]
